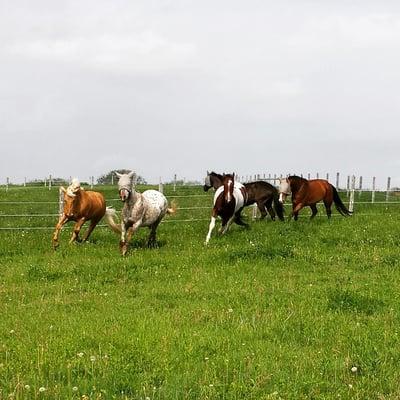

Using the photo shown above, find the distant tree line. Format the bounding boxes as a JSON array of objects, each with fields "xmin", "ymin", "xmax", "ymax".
[{"xmin": 97, "ymin": 169, "xmax": 147, "ymax": 185}]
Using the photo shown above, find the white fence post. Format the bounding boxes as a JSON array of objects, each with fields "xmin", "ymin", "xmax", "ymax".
[
  {"xmin": 49, "ymin": 175, "xmax": 52, "ymax": 191},
  {"xmin": 371, "ymin": 176, "xmax": 376, "ymax": 203},
  {"xmin": 349, "ymin": 175, "xmax": 356, "ymax": 213},
  {"xmin": 358, "ymin": 176, "xmax": 363, "ymax": 198},
  {"xmin": 252, "ymin": 203, "xmax": 258, "ymax": 220},
  {"xmin": 173, "ymin": 174, "xmax": 177, "ymax": 192},
  {"xmin": 316, "ymin": 172, "xmax": 319, "ymax": 179},
  {"xmin": 386, "ymin": 177, "xmax": 391, "ymax": 202},
  {"xmin": 6, "ymin": 177, "xmax": 9, "ymax": 192},
  {"xmin": 159, "ymin": 177, "xmax": 163, "ymax": 194},
  {"xmin": 347, "ymin": 175, "xmax": 350, "ymax": 196},
  {"xmin": 307, "ymin": 173, "xmax": 311, "ymax": 180},
  {"xmin": 24, "ymin": 177, "xmax": 26, "ymax": 187},
  {"xmin": 59, "ymin": 187, "xmax": 64, "ymax": 216},
  {"xmin": 90, "ymin": 176, "xmax": 94, "ymax": 189}
]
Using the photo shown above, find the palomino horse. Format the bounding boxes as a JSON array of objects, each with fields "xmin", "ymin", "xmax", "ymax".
[
  {"xmin": 52, "ymin": 178, "xmax": 112, "ymax": 248},
  {"xmin": 205, "ymin": 173, "xmax": 248, "ymax": 245},
  {"xmin": 278, "ymin": 175, "xmax": 352, "ymax": 220},
  {"xmin": 204, "ymin": 171, "xmax": 284, "ymax": 221},
  {"xmin": 106, "ymin": 171, "xmax": 176, "ymax": 256}
]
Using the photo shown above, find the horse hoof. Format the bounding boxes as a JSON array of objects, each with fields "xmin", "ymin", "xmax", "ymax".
[
  {"xmin": 119, "ymin": 241, "xmax": 128, "ymax": 256},
  {"xmin": 52, "ymin": 241, "xmax": 59, "ymax": 250}
]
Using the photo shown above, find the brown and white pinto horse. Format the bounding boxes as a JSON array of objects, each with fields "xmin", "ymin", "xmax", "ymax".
[
  {"xmin": 278, "ymin": 175, "xmax": 352, "ymax": 220},
  {"xmin": 52, "ymin": 179, "xmax": 111, "ymax": 248},
  {"xmin": 204, "ymin": 171, "xmax": 284, "ymax": 221},
  {"xmin": 205, "ymin": 173, "xmax": 248, "ymax": 244}
]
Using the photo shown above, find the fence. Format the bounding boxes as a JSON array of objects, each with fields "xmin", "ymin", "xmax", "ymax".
[{"xmin": 1, "ymin": 174, "xmax": 400, "ymax": 231}]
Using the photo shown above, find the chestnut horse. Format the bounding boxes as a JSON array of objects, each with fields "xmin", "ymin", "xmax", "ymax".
[
  {"xmin": 52, "ymin": 179, "xmax": 113, "ymax": 248},
  {"xmin": 204, "ymin": 171, "xmax": 284, "ymax": 221},
  {"xmin": 278, "ymin": 175, "xmax": 352, "ymax": 220},
  {"xmin": 205, "ymin": 173, "xmax": 248, "ymax": 245}
]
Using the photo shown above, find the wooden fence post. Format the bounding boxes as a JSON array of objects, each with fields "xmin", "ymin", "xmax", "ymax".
[
  {"xmin": 307, "ymin": 173, "xmax": 310, "ymax": 180},
  {"xmin": 6, "ymin": 177, "xmax": 9, "ymax": 192},
  {"xmin": 49, "ymin": 175, "xmax": 52, "ymax": 191},
  {"xmin": 316, "ymin": 172, "xmax": 319, "ymax": 179},
  {"xmin": 386, "ymin": 177, "xmax": 391, "ymax": 202},
  {"xmin": 358, "ymin": 176, "xmax": 363, "ymax": 198},
  {"xmin": 326, "ymin": 173, "xmax": 329, "ymax": 181},
  {"xmin": 346, "ymin": 175, "xmax": 350, "ymax": 196},
  {"xmin": 336, "ymin": 172, "xmax": 339, "ymax": 189},
  {"xmin": 371, "ymin": 176, "xmax": 376, "ymax": 203}
]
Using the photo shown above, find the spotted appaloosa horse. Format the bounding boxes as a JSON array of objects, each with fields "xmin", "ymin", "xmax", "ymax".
[
  {"xmin": 204, "ymin": 171, "xmax": 284, "ymax": 221},
  {"xmin": 278, "ymin": 175, "xmax": 352, "ymax": 220},
  {"xmin": 205, "ymin": 173, "xmax": 248, "ymax": 245},
  {"xmin": 52, "ymin": 178, "xmax": 113, "ymax": 249},
  {"xmin": 106, "ymin": 171, "xmax": 176, "ymax": 256}
]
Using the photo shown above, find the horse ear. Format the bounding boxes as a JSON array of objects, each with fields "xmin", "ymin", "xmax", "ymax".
[
  {"xmin": 115, "ymin": 172, "xmax": 122, "ymax": 178},
  {"xmin": 60, "ymin": 186, "xmax": 66, "ymax": 193},
  {"xmin": 127, "ymin": 171, "xmax": 135, "ymax": 179}
]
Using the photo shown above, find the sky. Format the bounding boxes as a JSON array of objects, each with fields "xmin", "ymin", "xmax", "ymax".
[{"xmin": 1, "ymin": 0, "xmax": 400, "ymax": 188}]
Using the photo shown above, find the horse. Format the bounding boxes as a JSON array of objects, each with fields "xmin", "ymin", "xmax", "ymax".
[
  {"xmin": 105, "ymin": 171, "xmax": 176, "ymax": 256},
  {"xmin": 278, "ymin": 175, "xmax": 352, "ymax": 220},
  {"xmin": 205, "ymin": 173, "xmax": 248, "ymax": 245},
  {"xmin": 203, "ymin": 171, "xmax": 284, "ymax": 221},
  {"xmin": 52, "ymin": 178, "xmax": 113, "ymax": 249}
]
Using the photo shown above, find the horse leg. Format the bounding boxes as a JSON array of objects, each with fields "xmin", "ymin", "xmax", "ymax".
[
  {"xmin": 52, "ymin": 214, "xmax": 69, "ymax": 249},
  {"xmin": 205, "ymin": 211, "xmax": 218, "ymax": 245},
  {"xmin": 257, "ymin": 200, "xmax": 268, "ymax": 220},
  {"xmin": 147, "ymin": 220, "xmax": 161, "ymax": 248},
  {"xmin": 120, "ymin": 220, "xmax": 142, "ymax": 256},
  {"xmin": 81, "ymin": 218, "xmax": 100, "ymax": 242},
  {"xmin": 220, "ymin": 216, "xmax": 235, "ymax": 235},
  {"xmin": 234, "ymin": 211, "xmax": 248, "ymax": 228},
  {"xmin": 310, "ymin": 204, "xmax": 318, "ymax": 219},
  {"xmin": 323, "ymin": 200, "xmax": 332, "ymax": 219},
  {"xmin": 69, "ymin": 218, "xmax": 86, "ymax": 244},
  {"xmin": 265, "ymin": 198, "xmax": 275, "ymax": 221},
  {"xmin": 291, "ymin": 203, "xmax": 304, "ymax": 221}
]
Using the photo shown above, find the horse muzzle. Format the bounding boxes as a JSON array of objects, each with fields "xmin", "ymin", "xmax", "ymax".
[
  {"xmin": 119, "ymin": 189, "xmax": 130, "ymax": 202},
  {"xmin": 279, "ymin": 193, "xmax": 287, "ymax": 204},
  {"xmin": 203, "ymin": 185, "xmax": 211, "ymax": 192}
]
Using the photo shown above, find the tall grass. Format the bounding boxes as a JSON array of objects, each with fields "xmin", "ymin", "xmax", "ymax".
[{"xmin": 0, "ymin": 185, "xmax": 400, "ymax": 399}]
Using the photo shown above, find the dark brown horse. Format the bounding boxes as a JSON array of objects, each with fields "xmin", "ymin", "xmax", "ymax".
[
  {"xmin": 204, "ymin": 171, "xmax": 284, "ymax": 221},
  {"xmin": 205, "ymin": 173, "xmax": 248, "ymax": 244},
  {"xmin": 52, "ymin": 178, "xmax": 113, "ymax": 248},
  {"xmin": 278, "ymin": 175, "xmax": 352, "ymax": 220}
]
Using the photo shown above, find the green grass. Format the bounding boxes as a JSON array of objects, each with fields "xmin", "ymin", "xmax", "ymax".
[{"xmin": 1, "ymin": 185, "xmax": 400, "ymax": 399}]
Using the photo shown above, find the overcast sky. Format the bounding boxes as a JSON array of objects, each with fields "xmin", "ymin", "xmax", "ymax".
[{"xmin": 1, "ymin": 0, "xmax": 400, "ymax": 187}]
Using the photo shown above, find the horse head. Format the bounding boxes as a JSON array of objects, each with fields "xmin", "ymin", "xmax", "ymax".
[
  {"xmin": 116, "ymin": 171, "xmax": 136, "ymax": 202},
  {"xmin": 278, "ymin": 177, "xmax": 291, "ymax": 203},
  {"xmin": 203, "ymin": 171, "xmax": 223, "ymax": 192},
  {"xmin": 61, "ymin": 179, "xmax": 82, "ymax": 217},
  {"xmin": 222, "ymin": 173, "xmax": 235, "ymax": 203}
]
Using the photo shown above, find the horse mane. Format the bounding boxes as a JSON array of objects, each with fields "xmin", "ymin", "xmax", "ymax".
[
  {"xmin": 288, "ymin": 175, "xmax": 307, "ymax": 194},
  {"xmin": 209, "ymin": 171, "xmax": 223, "ymax": 180}
]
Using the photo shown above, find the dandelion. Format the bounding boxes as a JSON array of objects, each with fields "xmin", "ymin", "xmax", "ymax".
[
  {"xmin": 209, "ymin": 384, "xmax": 214, "ymax": 387},
  {"xmin": 24, "ymin": 385, "xmax": 30, "ymax": 390},
  {"xmin": 227, "ymin": 308, "xmax": 233, "ymax": 313},
  {"xmin": 72, "ymin": 386, "xmax": 78, "ymax": 392},
  {"xmin": 90, "ymin": 355, "xmax": 96, "ymax": 362},
  {"xmin": 38, "ymin": 387, "xmax": 46, "ymax": 393},
  {"xmin": 348, "ymin": 384, "xmax": 353, "ymax": 389},
  {"xmin": 9, "ymin": 330, "xmax": 15, "ymax": 334},
  {"xmin": 77, "ymin": 352, "xmax": 84, "ymax": 358},
  {"xmin": 351, "ymin": 366, "xmax": 358, "ymax": 373},
  {"xmin": 204, "ymin": 357, "xmax": 209, "ymax": 361}
]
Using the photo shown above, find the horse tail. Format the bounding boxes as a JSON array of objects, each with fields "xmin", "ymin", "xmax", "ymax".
[
  {"xmin": 331, "ymin": 185, "xmax": 352, "ymax": 216},
  {"xmin": 104, "ymin": 207, "xmax": 121, "ymax": 233},
  {"xmin": 273, "ymin": 191, "xmax": 285, "ymax": 221},
  {"xmin": 166, "ymin": 200, "xmax": 178, "ymax": 215}
]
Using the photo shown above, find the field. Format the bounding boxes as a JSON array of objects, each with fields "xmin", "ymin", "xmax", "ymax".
[{"xmin": 1, "ymin": 185, "xmax": 400, "ymax": 399}]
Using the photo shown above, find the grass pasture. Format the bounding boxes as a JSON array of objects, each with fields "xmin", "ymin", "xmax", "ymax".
[{"xmin": 1, "ymin": 185, "xmax": 400, "ymax": 399}]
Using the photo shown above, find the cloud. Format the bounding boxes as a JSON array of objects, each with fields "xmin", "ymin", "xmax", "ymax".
[{"xmin": 5, "ymin": 30, "xmax": 196, "ymax": 73}]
